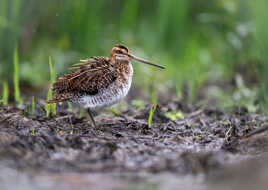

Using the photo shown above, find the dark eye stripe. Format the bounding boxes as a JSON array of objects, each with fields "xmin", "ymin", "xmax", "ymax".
[
  {"xmin": 115, "ymin": 44, "xmax": 129, "ymax": 53},
  {"xmin": 117, "ymin": 50, "xmax": 123, "ymax": 54}
]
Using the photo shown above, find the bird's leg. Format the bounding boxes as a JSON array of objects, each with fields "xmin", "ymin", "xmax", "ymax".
[{"xmin": 87, "ymin": 108, "xmax": 96, "ymax": 127}]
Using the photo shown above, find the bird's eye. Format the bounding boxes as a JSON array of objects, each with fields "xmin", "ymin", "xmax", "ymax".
[{"xmin": 116, "ymin": 50, "xmax": 123, "ymax": 54}]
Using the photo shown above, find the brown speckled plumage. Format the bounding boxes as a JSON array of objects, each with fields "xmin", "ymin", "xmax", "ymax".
[
  {"xmin": 49, "ymin": 56, "xmax": 117, "ymax": 102},
  {"xmin": 47, "ymin": 44, "xmax": 165, "ymax": 126}
]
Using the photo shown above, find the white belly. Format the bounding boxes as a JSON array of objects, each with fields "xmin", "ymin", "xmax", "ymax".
[{"xmin": 79, "ymin": 65, "xmax": 133, "ymax": 109}]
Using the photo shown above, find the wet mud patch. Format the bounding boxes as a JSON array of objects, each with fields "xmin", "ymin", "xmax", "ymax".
[
  {"xmin": 1, "ymin": 103, "xmax": 268, "ymax": 189},
  {"xmin": 1, "ymin": 104, "xmax": 268, "ymax": 173}
]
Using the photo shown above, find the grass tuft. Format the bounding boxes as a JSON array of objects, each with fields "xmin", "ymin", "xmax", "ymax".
[
  {"xmin": 166, "ymin": 111, "xmax": 184, "ymax": 121},
  {"xmin": 24, "ymin": 104, "xmax": 30, "ymax": 116},
  {"xmin": 45, "ymin": 56, "xmax": 57, "ymax": 117},
  {"xmin": 31, "ymin": 127, "xmax": 35, "ymax": 135},
  {"xmin": 148, "ymin": 104, "xmax": 157, "ymax": 128},
  {"xmin": 109, "ymin": 106, "xmax": 120, "ymax": 115},
  {"xmin": 45, "ymin": 89, "xmax": 53, "ymax": 117}
]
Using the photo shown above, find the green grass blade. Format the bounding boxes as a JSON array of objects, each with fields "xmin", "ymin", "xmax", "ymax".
[
  {"xmin": 45, "ymin": 88, "xmax": 53, "ymax": 117},
  {"xmin": 250, "ymin": 0, "xmax": 268, "ymax": 109},
  {"xmin": 45, "ymin": 56, "xmax": 56, "ymax": 117},
  {"xmin": 49, "ymin": 56, "xmax": 56, "ymax": 83},
  {"xmin": 2, "ymin": 81, "xmax": 9, "ymax": 105},
  {"xmin": 13, "ymin": 46, "xmax": 21, "ymax": 103},
  {"xmin": 148, "ymin": 104, "xmax": 157, "ymax": 128},
  {"xmin": 0, "ymin": 0, "xmax": 7, "ymax": 40},
  {"xmin": 31, "ymin": 96, "xmax": 35, "ymax": 115},
  {"xmin": 24, "ymin": 104, "xmax": 30, "ymax": 116}
]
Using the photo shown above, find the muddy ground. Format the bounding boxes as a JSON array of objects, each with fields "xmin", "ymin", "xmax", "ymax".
[{"xmin": 1, "ymin": 99, "xmax": 268, "ymax": 190}]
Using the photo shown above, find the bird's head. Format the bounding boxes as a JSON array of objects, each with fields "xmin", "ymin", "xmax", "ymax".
[{"xmin": 110, "ymin": 44, "xmax": 165, "ymax": 69}]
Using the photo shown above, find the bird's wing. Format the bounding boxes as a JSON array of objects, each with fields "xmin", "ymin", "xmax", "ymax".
[{"xmin": 52, "ymin": 56, "xmax": 118, "ymax": 95}]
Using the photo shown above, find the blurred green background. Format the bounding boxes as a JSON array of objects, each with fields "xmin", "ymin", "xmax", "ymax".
[{"xmin": 0, "ymin": 0, "xmax": 267, "ymax": 110}]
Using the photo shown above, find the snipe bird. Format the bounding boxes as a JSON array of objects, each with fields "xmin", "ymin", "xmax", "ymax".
[{"xmin": 47, "ymin": 44, "xmax": 165, "ymax": 126}]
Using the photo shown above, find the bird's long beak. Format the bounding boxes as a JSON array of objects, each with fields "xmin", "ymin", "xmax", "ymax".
[{"xmin": 127, "ymin": 54, "xmax": 165, "ymax": 69}]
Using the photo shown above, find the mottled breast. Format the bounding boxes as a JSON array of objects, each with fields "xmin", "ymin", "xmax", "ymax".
[{"xmin": 78, "ymin": 62, "xmax": 133, "ymax": 109}]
